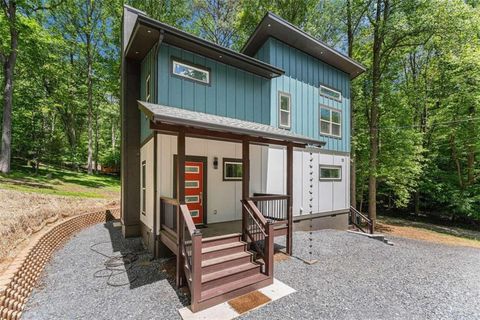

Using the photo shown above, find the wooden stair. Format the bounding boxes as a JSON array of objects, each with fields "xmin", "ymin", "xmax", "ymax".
[{"xmin": 191, "ymin": 233, "xmax": 272, "ymax": 312}]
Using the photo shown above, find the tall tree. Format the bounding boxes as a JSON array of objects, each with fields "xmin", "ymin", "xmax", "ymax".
[
  {"xmin": 192, "ymin": 0, "xmax": 241, "ymax": 48},
  {"xmin": 0, "ymin": 1, "xmax": 19, "ymax": 173}
]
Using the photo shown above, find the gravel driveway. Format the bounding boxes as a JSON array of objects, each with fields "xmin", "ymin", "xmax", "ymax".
[{"xmin": 23, "ymin": 222, "xmax": 480, "ymax": 320}]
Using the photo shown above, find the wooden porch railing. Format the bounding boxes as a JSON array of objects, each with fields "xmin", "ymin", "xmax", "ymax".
[
  {"xmin": 179, "ymin": 203, "xmax": 202, "ymax": 309},
  {"xmin": 251, "ymin": 194, "xmax": 289, "ymax": 224},
  {"xmin": 160, "ymin": 197, "xmax": 202, "ymax": 310},
  {"xmin": 349, "ymin": 206, "xmax": 374, "ymax": 234},
  {"xmin": 241, "ymin": 199, "xmax": 274, "ymax": 277}
]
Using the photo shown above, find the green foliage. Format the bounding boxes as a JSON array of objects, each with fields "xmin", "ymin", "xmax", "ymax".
[{"xmin": 1, "ymin": 0, "xmax": 479, "ymax": 221}]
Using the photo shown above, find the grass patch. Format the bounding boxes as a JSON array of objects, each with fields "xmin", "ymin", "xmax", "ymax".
[
  {"xmin": 0, "ymin": 163, "xmax": 120, "ymax": 199},
  {"xmin": 377, "ymin": 216, "xmax": 480, "ymax": 249}
]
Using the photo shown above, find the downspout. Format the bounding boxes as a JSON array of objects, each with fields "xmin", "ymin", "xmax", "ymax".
[{"xmin": 153, "ymin": 30, "xmax": 164, "ymax": 259}]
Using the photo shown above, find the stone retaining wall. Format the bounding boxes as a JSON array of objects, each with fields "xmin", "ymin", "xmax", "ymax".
[{"xmin": 0, "ymin": 208, "xmax": 120, "ymax": 320}]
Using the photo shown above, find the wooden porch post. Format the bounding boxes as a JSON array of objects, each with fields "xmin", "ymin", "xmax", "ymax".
[
  {"xmin": 242, "ymin": 138, "xmax": 250, "ymax": 241},
  {"xmin": 286, "ymin": 143, "xmax": 293, "ymax": 255},
  {"xmin": 176, "ymin": 129, "xmax": 186, "ymax": 288}
]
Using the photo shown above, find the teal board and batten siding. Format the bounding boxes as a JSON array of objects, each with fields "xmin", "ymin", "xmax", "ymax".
[
  {"xmin": 157, "ymin": 44, "xmax": 271, "ymax": 125},
  {"xmin": 256, "ymin": 37, "xmax": 351, "ymax": 153},
  {"xmin": 140, "ymin": 48, "xmax": 155, "ymax": 142}
]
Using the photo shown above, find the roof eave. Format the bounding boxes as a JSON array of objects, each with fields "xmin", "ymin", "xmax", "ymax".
[
  {"xmin": 242, "ymin": 12, "xmax": 366, "ymax": 79},
  {"xmin": 138, "ymin": 101, "xmax": 325, "ymax": 148},
  {"xmin": 125, "ymin": 14, "xmax": 284, "ymax": 79}
]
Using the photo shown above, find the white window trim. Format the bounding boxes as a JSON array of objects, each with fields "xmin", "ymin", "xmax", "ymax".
[
  {"xmin": 172, "ymin": 59, "xmax": 210, "ymax": 84},
  {"xmin": 223, "ymin": 160, "xmax": 243, "ymax": 181},
  {"xmin": 319, "ymin": 105, "xmax": 342, "ymax": 138},
  {"xmin": 319, "ymin": 165, "xmax": 342, "ymax": 181},
  {"xmin": 145, "ymin": 74, "xmax": 151, "ymax": 102},
  {"xmin": 278, "ymin": 91, "xmax": 291, "ymax": 129},
  {"xmin": 319, "ymin": 84, "xmax": 342, "ymax": 102}
]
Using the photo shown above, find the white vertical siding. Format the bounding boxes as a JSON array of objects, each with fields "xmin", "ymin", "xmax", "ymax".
[
  {"xmin": 156, "ymin": 135, "xmax": 266, "ymax": 224},
  {"xmin": 154, "ymin": 134, "xmax": 349, "ymax": 226}
]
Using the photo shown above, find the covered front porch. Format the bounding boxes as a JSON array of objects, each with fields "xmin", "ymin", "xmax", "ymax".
[{"xmin": 139, "ymin": 101, "xmax": 323, "ymax": 312}]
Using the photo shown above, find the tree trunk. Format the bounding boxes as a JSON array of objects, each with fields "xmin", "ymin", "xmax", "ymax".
[
  {"xmin": 466, "ymin": 106, "xmax": 476, "ymax": 185},
  {"xmin": 94, "ymin": 105, "xmax": 99, "ymax": 174},
  {"xmin": 368, "ymin": 0, "xmax": 386, "ymax": 224},
  {"xmin": 86, "ymin": 35, "xmax": 93, "ymax": 174},
  {"xmin": 0, "ymin": 3, "xmax": 18, "ymax": 174},
  {"xmin": 347, "ymin": 0, "xmax": 356, "ymax": 209}
]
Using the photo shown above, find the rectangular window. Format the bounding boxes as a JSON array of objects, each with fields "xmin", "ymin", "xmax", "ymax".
[
  {"xmin": 223, "ymin": 158, "xmax": 242, "ymax": 181},
  {"xmin": 185, "ymin": 180, "xmax": 199, "ymax": 188},
  {"xmin": 172, "ymin": 59, "xmax": 210, "ymax": 84},
  {"xmin": 185, "ymin": 165, "xmax": 199, "ymax": 173},
  {"xmin": 185, "ymin": 195, "xmax": 199, "ymax": 204},
  {"xmin": 319, "ymin": 165, "xmax": 342, "ymax": 181},
  {"xmin": 190, "ymin": 210, "xmax": 200, "ymax": 218},
  {"xmin": 278, "ymin": 92, "xmax": 291, "ymax": 129},
  {"xmin": 320, "ymin": 106, "xmax": 342, "ymax": 138},
  {"xmin": 141, "ymin": 161, "xmax": 146, "ymax": 215},
  {"xmin": 145, "ymin": 75, "xmax": 151, "ymax": 102},
  {"xmin": 319, "ymin": 85, "xmax": 342, "ymax": 102}
]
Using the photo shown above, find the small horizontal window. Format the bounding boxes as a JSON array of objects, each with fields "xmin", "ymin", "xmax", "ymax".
[
  {"xmin": 190, "ymin": 210, "xmax": 200, "ymax": 218},
  {"xmin": 319, "ymin": 166, "xmax": 342, "ymax": 181},
  {"xmin": 320, "ymin": 106, "xmax": 342, "ymax": 138},
  {"xmin": 319, "ymin": 85, "xmax": 342, "ymax": 102},
  {"xmin": 185, "ymin": 180, "xmax": 199, "ymax": 188},
  {"xmin": 223, "ymin": 158, "xmax": 242, "ymax": 181},
  {"xmin": 185, "ymin": 195, "xmax": 199, "ymax": 203},
  {"xmin": 185, "ymin": 165, "xmax": 199, "ymax": 173},
  {"xmin": 172, "ymin": 59, "xmax": 210, "ymax": 84},
  {"xmin": 278, "ymin": 92, "xmax": 291, "ymax": 129}
]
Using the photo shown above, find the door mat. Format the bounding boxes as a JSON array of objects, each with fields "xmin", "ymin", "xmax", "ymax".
[
  {"xmin": 227, "ymin": 290, "xmax": 271, "ymax": 314},
  {"xmin": 274, "ymin": 252, "xmax": 290, "ymax": 262},
  {"xmin": 178, "ymin": 279, "xmax": 296, "ymax": 320}
]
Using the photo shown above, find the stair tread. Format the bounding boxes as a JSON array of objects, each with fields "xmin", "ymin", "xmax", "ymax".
[
  {"xmin": 202, "ymin": 233, "xmax": 242, "ymax": 243},
  {"xmin": 202, "ymin": 251, "xmax": 252, "ymax": 268},
  {"xmin": 200, "ymin": 273, "xmax": 270, "ymax": 302},
  {"xmin": 202, "ymin": 241, "xmax": 245, "ymax": 254},
  {"xmin": 202, "ymin": 262, "xmax": 260, "ymax": 283}
]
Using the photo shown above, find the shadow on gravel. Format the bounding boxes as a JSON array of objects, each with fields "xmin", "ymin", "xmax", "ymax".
[{"xmin": 92, "ymin": 221, "xmax": 190, "ymax": 307}]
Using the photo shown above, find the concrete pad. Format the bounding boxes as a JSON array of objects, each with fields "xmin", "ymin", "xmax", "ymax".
[
  {"xmin": 178, "ymin": 302, "xmax": 238, "ymax": 320},
  {"xmin": 178, "ymin": 279, "xmax": 296, "ymax": 320}
]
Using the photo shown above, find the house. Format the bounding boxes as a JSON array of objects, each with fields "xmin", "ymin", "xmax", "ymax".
[{"xmin": 120, "ymin": 5, "xmax": 365, "ymax": 312}]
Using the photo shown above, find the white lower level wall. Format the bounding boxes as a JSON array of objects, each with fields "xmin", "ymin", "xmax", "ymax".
[
  {"xmin": 265, "ymin": 147, "xmax": 350, "ymax": 217},
  {"xmin": 140, "ymin": 138, "xmax": 155, "ymax": 229},
  {"xmin": 143, "ymin": 135, "xmax": 350, "ymax": 231}
]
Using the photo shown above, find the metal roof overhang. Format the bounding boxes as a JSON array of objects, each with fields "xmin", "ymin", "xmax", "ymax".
[
  {"xmin": 242, "ymin": 13, "xmax": 366, "ymax": 79},
  {"xmin": 125, "ymin": 15, "xmax": 284, "ymax": 79},
  {"xmin": 138, "ymin": 101, "xmax": 325, "ymax": 148}
]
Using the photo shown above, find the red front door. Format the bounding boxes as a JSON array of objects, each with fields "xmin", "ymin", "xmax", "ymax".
[{"xmin": 184, "ymin": 161, "xmax": 204, "ymax": 225}]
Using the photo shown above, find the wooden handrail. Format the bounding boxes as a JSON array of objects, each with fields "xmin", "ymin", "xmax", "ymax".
[
  {"xmin": 251, "ymin": 194, "xmax": 290, "ymax": 201},
  {"xmin": 160, "ymin": 196, "xmax": 179, "ymax": 206},
  {"xmin": 246, "ymin": 199, "xmax": 268, "ymax": 225},
  {"xmin": 177, "ymin": 202, "xmax": 202, "ymax": 310},
  {"xmin": 241, "ymin": 199, "xmax": 274, "ymax": 277},
  {"xmin": 179, "ymin": 204, "xmax": 200, "ymax": 237},
  {"xmin": 350, "ymin": 206, "xmax": 374, "ymax": 234},
  {"xmin": 242, "ymin": 201, "xmax": 267, "ymax": 237}
]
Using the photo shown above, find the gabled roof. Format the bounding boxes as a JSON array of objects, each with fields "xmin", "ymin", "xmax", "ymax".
[
  {"xmin": 138, "ymin": 101, "xmax": 325, "ymax": 147},
  {"xmin": 123, "ymin": 6, "xmax": 284, "ymax": 79},
  {"xmin": 242, "ymin": 12, "xmax": 366, "ymax": 79}
]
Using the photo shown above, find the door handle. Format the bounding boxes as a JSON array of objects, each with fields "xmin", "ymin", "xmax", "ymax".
[{"xmin": 199, "ymin": 192, "xmax": 203, "ymax": 205}]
